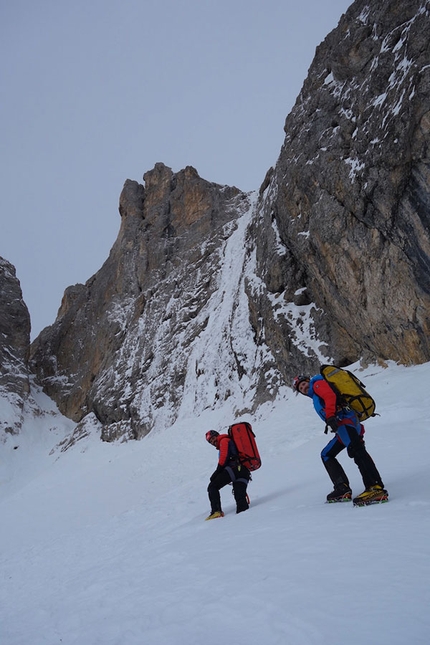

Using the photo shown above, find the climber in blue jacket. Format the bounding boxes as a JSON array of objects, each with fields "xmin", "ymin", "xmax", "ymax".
[{"xmin": 293, "ymin": 374, "xmax": 388, "ymax": 505}]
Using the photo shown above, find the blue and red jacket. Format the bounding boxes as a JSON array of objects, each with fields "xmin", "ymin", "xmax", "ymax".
[
  {"xmin": 308, "ymin": 375, "xmax": 338, "ymax": 421},
  {"xmin": 307, "ymin": 375, "xmax": 361, "ymax": 430}
]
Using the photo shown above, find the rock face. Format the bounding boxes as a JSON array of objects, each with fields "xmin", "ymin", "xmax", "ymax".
[
  {"xmin": 29, "ymin": 0, "xmax": 430, "ymax": 440},
  {"xmin": 253, "ymin": 0, "xmax": 430, "ymax": 370},
  {"xmin": 0, "ymin": 257, "xmax": 31, "ymax": 434},
  {"xmin": 30, "ymin": 165, "xmax": 253, "ymax": 438}
]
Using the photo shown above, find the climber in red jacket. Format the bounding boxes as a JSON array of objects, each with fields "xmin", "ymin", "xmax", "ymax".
[{"xmin": 205, "ymin": 430, "xmax": 250, "ymax": 520}]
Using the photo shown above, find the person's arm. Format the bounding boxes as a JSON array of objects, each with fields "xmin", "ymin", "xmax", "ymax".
[
  {"xmin": 209, "ymin": 436, "xmax": 229, "ymax": 481},
  {"xmin": 312, "ymin": 379, "xmax": 338, "ymax": 420},
  {"xmin": 217, "ymin": 436, "xmax": 230, "ymax": 467}
]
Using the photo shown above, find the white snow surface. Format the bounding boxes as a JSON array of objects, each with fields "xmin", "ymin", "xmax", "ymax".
[{"xmin": 1, "ymin": 361, "xmax": 430, "ymax": 645}]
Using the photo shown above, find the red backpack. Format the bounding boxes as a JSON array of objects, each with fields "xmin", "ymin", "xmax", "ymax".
[{"xmin": 228, "ymin": 422, "xmax": 262, "ymax": 471}]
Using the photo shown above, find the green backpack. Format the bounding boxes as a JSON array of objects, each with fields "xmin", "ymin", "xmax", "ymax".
[{"xmin": 320, "ymin": 364, "xmax": 376, "ymax": 421}]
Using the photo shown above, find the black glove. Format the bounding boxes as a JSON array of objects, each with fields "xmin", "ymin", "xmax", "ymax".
[{"xmin": 325, "ymin": 416, "xmax": 339, "ymax": 433}]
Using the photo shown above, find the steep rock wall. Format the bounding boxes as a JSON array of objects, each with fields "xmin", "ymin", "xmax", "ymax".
[
  {"xmin": 0, "ymin": 257, "xmax": 31, "ymax": 435},
  {"xmin": 253, "ymin": 0, "xmax": 430, "ymax": 375}
]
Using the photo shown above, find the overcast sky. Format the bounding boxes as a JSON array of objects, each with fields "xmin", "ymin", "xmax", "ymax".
[{"xmin": 1, "ymin": 0, "xmax": 352, "ymax": 339}]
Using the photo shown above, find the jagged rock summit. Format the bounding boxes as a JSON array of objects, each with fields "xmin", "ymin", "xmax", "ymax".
[
  {"xmin": 30, "ymin": 164, "xmax": 253, "ymax": 439},
  {"xmin": 2, "ymin": 0, "xmax": 429, "ymax": 443}
]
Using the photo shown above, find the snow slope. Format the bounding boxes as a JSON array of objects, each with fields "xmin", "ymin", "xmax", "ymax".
[{"xmin": 1, "ymin": 361, "xmax": 429, "ymax": 645}]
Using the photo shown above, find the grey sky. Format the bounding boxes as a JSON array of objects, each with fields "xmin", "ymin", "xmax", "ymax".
[{"xmin": 1, "ymin": 0, "xmax": 352, "ymax": 338}]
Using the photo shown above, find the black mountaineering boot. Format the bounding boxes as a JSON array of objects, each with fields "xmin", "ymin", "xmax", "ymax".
[{"xmin": 326, "ymin": 483, "xmax": 352, "ymax": 503}]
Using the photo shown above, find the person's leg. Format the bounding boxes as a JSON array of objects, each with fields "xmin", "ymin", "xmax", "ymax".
[
  {"xmin": 207, "ymin": 469, "xmax": 232, "ymax": 513},
  {"xmin": 342, "ymin": 426, "xmax": 385, "ymax": 489},
  {"xmin": 228, "ymin": 465, "xmax": 250, "ymax": 513},
  {"xmin": 321, "ymin": 437, "xmax": 350, "ymax": 489},
  {"xmin": 232, "ymin": 480, "xmax": 249, "ymax": 513}
]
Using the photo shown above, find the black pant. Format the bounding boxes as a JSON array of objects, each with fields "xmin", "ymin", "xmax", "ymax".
[{"xmin": 207, "ymin": 465, "xmax": 250, "ymax": 514}]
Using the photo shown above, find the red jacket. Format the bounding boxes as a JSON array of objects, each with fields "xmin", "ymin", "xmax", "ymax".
[{"xmin": 214, "ymin": 433, "xmax": 238, "ymax": 467}]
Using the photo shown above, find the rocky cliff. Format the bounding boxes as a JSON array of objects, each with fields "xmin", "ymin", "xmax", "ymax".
[
  {"xmin": 253, "ymin": 0, "xmax": 430, "ymax": 369},
  {"xmin": 29, "ymin": 165, "xmax": 254, "ymax": 439},
  {"xmin": 21, "ymin": 0, "xmax": 430, "ymax": 440},
  {"xmin": 0, "ymin": 257, "xmax": 31, "ymax": 434}
]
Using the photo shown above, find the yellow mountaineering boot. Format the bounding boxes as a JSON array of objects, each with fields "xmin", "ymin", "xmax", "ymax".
[
  {"xmin": 353, "ymin": 485, "xmax": 389, "ymax": 506},
  {"xmin": 205, "ymin": 511, "xmax": 225, "ymax": 521}
]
